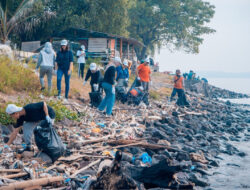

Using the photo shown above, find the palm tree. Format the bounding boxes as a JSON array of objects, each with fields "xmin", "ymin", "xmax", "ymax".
[{"xmin": 0, "ymin": 0, "xmax": 54, "ymax": 43}]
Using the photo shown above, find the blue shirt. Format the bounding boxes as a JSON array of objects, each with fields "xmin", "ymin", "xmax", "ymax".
[
  {"xmin": 56, "ymin": 50, "xmax": 73, "ymax": 71},
  {"xmin": 116, "ymin": 65, "xmax": 129, "ymax": 81}
]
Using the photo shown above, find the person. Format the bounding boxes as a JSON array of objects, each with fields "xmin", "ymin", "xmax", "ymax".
[
  {"xmin": 116, "ymin": 59, "xmax": 129, "ymax": 87},
  {"xmin": 77, "ymin": 45, "xmax": 86, "ymax": 79},
  {"xmin": 55, "ymin": 39, "xmax": 73, "ymax": 100},
  {"xmin": 36, "ymin": 42, "xmax": 55, "ymax": 93},
  {"xmin": 4, "ymin": 102, "xmax": 55, "ymax": 152},
  {"xmin": 98, "ymin": 57, "xmax": 120, "ymax": 116},
  {"xmin": 187, "ymin": 70, "xmax": 194, "ymax": 80},
  {"xmin": 170, "ymin": 69, "xmax": 189, "ymax": 106},
  {"xmin": 136, "ymin": 58, "xmax": 152, "ymax": 92},
  {"xmin": 83, "ymin": 63, "xmax": 103, "ymax": 92}
]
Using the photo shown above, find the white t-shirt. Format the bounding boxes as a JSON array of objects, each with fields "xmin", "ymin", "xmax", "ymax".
[{"xmin": 77, "ymin": 50, "xmax": 85, "ymax": 63}]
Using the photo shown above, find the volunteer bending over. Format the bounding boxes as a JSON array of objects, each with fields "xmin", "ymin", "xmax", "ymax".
[{"xmin": 4, "ymin": 102, "xmax": 55, "ymax": 151}]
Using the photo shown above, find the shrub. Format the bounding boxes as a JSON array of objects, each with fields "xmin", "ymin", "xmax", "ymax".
[{"xmin": 0, "ymin": 56, "xmax": 40, "ymax": 94}]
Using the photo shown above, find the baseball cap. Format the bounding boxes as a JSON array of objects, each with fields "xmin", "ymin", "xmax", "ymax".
[
  {"xmin": 6, "ymin": 104, "xmax": 23, "ymax": 115},
  {"xmin": 61, "ymin": 39, "xmax": 68, "ymax": 46},
  {"xmin": 90, "ymin": 63, "xmax": 97, "ymax": 71}
]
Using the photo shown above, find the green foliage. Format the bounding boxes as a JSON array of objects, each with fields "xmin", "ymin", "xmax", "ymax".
[
  {"xmin": 0, "ymin": 0, "xmax": 53, "ymax": 43},
  {"xmin": 47, "ymin": 100, "xmax": 80, "ymax": 122},
  {"xmin": 0, "ymin": 56, "xmax": 40, "ymax": 93},
  {"xmin": 128, "ymin": 0, "xmax": 215, "ymax": 58},
  {"xmin": 0, "ymin": 105, "xmax": 14, "ymax": 125}
]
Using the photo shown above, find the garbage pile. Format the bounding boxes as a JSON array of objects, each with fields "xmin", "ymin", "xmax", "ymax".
[{"xmin": 0, "ymin": 92, "xmax": 250, "ymax": 190}]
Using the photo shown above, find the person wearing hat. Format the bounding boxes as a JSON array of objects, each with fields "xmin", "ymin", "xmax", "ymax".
[
  {"xmin": 136, "ymin": 57, "xmax": 152, "ymax": 92},
  {"xmin": 170, "ymin": 69, "xmax": 189, "ymax": 106},
  {"xmin": 83, "ymin": 63, "xmax": 103, "ymax": 92},
  {"xmin": 55, "ymin": 39, "xmax": 74, "ymax": 100},
  {"xmin": 76, "ymin": 45, "xmax": 86, "ymax": 79},
  {"xmin": 4, "ymin": 102, "xmax": 55, "ymax": 151},
  {"xmin": 116, "ymin": 59, "xmax": 129, "ymax": 87},
  {"xmin": 98, "ymin": 57, "xmax": 120, "ymax": 116},
  {"xmin": 36, "ymin": 42, "xmax": 55, "ymax": 93}
]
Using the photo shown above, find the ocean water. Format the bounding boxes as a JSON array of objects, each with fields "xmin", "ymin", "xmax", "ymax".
[
  {"xmin": 208, "ymin": 78, "xmax": 250, "ymax": 95},
  {"xmin": 206, "ymin": 78, "xmax": 250, "ymax": 189},
  {"xmin": 208, "ymin": 77, "xmax": 250, "ymax": 105}
]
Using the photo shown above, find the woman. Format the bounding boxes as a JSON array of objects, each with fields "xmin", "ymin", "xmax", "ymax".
[
  {"xmin": 98, "ymin": 57, "xmax": 120, "ymax": 116},
  {"xmin": 55, "ymin": 39, "xmax": 73, "ymax": 100},
  {"xmin": 77, "ymin": 45, "xmax": 86, "ymax": 79},
  {"xmin": 83, "ymin": 62, "xmax": 103, "ymax": 92},
  {"xmin": 36, "ymin": 42, "xmax": 55, "ymax": 93}
]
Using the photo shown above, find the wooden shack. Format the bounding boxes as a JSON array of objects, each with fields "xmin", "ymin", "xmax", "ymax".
[{"xmin": 53, "ymin": 28, "xmax": 144, "ymax": 70}]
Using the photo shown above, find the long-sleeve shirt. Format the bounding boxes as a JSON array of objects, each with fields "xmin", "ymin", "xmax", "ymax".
[
  {"xmin": 116, "ymin": 65, "xmax": 129, "ymax": 81},
  {"xmin": 85, "ymin": 69, "xmax": 103, "ymax": 85},
  {"xmin": 36, "ymin": 50, "xmax": 55, "ymax": 69},
  {"xmin": 103, "ymin": 66, "xmax": 116, "ymax": 85},
  {"xmin": 56, "ymin": 50, "xmax": 73, "ymax": 71}
]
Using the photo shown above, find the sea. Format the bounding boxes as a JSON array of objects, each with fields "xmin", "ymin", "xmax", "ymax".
[
  {"xmin": 206, "ymin": 77, "xmax": 250, "ymax": 189},
  {"xmin": 208, "ymin": 77, "xmax": 250, "ymax": 105}
]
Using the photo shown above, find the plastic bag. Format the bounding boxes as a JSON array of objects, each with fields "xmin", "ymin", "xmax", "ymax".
[{"xmin": 34, "ymin": 120, "xmax": 65, "ymax": 163}]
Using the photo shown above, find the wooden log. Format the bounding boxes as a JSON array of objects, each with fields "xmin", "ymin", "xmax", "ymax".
[
  {"xmin": 70, "ymin": 159, "xmax": 101, "ymax": 178},
  {"xmin": 0, "ymin": 169, "xmax": 22, "ymax": 173},
  {"xmin": 1, "ymin": 172, "xmax": 28, "ymax": 179},
  {"xmin": 1, "ymin": 176, "xmax": 64, "ymax": 190},
  {"xmin": 24, "ymin": 185, "xmax": 42, "ymax": 190}
]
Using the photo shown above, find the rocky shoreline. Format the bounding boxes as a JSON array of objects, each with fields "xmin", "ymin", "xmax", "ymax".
[
  {"xmin": 0, "ymin": 85, "xmax": 249, "ymax": 189},
  {"xmin": 89, "ymin": 91, "xmax": 250, "ymax": 189}
]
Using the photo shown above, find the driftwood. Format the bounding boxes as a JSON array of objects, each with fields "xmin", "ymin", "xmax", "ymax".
[
  {"xmin": 1, "ymin": 172, "xmax": 28, "ymax": 179},
  {"xmin": 81, "ymin": 135, "xmax": 114, "ymax": 146},
  {"xmin": 0, "ymin": 169, "xmax": 22, "ymax": 173},
  {"xmin": 70, "ymin": 159, "xmax": 101, "ymax": 178},
  {"xmin": 107, "ymin": 139, "xmax": 171, "ymax": 150},
  {"xmin": 1, "ymin": 176, "xmax": 64, "ymax": 190}
]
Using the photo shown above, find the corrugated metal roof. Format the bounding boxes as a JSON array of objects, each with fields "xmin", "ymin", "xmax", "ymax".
[{"xmin": 53, "ymin": 27, "xmax": 144, "ymax": 47}]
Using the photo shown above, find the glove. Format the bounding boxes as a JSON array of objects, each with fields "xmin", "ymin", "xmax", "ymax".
[
  {"xmin": 125, "ymin": 78, "xmax": 129, "ymax": 82},
  {"xmin": 46, "ymin": 115, "xmax": 52, "ymax": 124},
  {"xmin": 137, "ymin": 77, "xmax": 141, "ymax": 81},
  {"xmin": 83, "ymin": 81, "xmax": 87, "ymax": 86},
  {"xmin": 112, "ymin": 86, "xmax": 115, "ymax": 94},
  {"xmin": 93, "ymin": 84, "xmax": 99, "ymax": 91}
]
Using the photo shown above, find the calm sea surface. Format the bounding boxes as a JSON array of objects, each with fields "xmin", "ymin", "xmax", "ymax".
[{"xmin": 206, "ymin": 77, "xmax": 250, "ymax": 189}]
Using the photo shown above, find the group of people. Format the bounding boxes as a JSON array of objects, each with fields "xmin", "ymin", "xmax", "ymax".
[
  {"xmin": 92, "ymin": 57, "xmax": 152, "ymax": 116},
  {"xmin": 2, "ymin": 42, "xmax": 193, "ymax": 159},
  {"xmin": 36, "ymin": 40, "xmax": 73, "ymax": 100}
]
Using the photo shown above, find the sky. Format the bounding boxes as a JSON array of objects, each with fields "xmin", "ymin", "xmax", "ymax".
[{"xmin": 156, "ymin": 0, "xmax": 250, "ymax": 75}]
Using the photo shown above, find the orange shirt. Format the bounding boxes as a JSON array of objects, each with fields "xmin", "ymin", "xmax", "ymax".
[
  {"xmin": 137, "ymin": 64, "xmax": 151, "ymax": 82},
  {"xmin": 174, "ymin": 75, "xmax": 184, "ymax": 89}
]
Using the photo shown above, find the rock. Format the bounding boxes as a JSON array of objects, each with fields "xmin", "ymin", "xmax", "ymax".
[
  {"xmin": 0, "ymin": 44, "xmax": 13, "ymax": 59},
  {"xmin": 209, "ymin": 160, "xmax": 219, "ymax": 167},
  {"xmin": 237, "ymin": 152, "xmax": 247, "ymax": 157}
]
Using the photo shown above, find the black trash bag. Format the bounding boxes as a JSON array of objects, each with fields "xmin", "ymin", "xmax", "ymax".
[
  {"xmin": 34, "ymin": 120, "xmax": 66, "ymax": 163},
  {"xmin": 89, "ymin": 92, "xmax": 102, "ymax": 108}
]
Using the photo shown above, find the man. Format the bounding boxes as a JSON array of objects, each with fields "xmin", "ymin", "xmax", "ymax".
[
  {"xmin": 136, "ymin": 58, "xmax": 152, "ymax": 92},
  {"xmin": 170, "ymin": 69, "xmax": 189, "ymax": 106},
  {"xmin": 4, "ymin": 102, "xmax": 55, "ymax": 152},
  {"xmin": 83, "ymin": 63, "xmax": 103, "ymax": 92}
]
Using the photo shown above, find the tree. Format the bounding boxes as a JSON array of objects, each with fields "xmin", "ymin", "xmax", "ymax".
[
  {"xmin": 128, "ymin": 0, "xmax": 215, "ymax": 59},
  {"xmin": 0, "ymin": 0, "xmax": 54, "ymax": 43}
]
